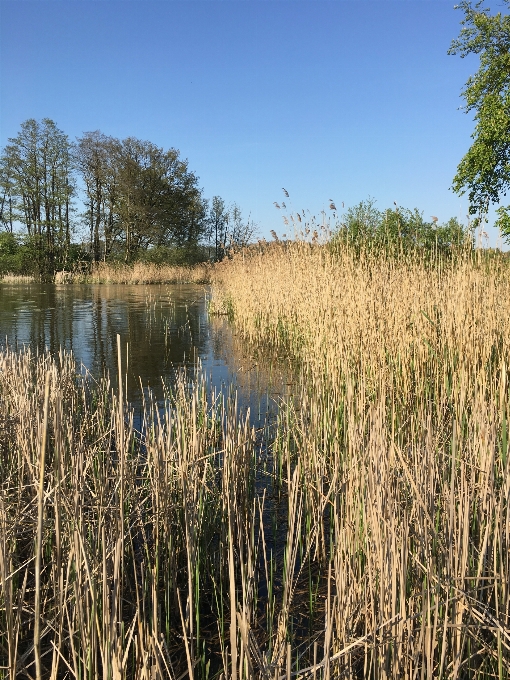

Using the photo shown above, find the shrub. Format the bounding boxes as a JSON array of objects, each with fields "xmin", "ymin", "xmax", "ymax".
[{"xmin": 330, "ymin": 198, "xmax": 472, "ymax": 256}]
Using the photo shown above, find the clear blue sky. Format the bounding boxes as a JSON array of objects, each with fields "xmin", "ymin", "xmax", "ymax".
[{"xmin": 1, "ymin": 0, "xmax": 499, "ymax": 245}]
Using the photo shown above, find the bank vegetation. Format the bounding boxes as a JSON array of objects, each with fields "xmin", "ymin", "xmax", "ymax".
[{"xmin": 1, "ymin": 241, "xmax": 509, "ymax": 678}]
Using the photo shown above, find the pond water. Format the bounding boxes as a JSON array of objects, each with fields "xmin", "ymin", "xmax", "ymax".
[{"xmin": 0, "ymin": 282, "xmax": 287, "ymax": 428}]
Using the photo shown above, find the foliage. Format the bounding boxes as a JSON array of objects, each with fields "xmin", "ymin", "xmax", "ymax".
[
  {"xmin": 135, "ymin": 243, "xmax": 212, "ymax": 266},
  {"xmin": 76, "ymin": 132, "xmax": 208, "ymax": 263},
  {"xmin": 449, "ymin": 0, "xmax": 510, "ymax": 238},
  {"xmin": 0, "ymin": 118, "xmax": 75, "ymax": 278},
  {"xmin": 208, "ymin": 195, "xmax": 229, "ymax": 260},
  {"xmin": 1, "ymin": 118, "xmax": 250, "ymax": 274},
  {"xmin": 206, "ymin": 197, "xmax": 258, "ymax": 261},
  {"xmin": 0, "ymin": 231, "xmax": 18, "ymax": 257},
  {"xmin": 75, "ymin": 130, "xmax": 119, "ymax": 263},
  {"xmin": 223, "ymin": 202, "xmax": 258, "ymax": 255},
  {"xmin": 0, "ymin": 232, "xmax": 90, "ymax": 278},
  {"xmin": 0, "ymin": 232, "xmax": 37, "ymax": 277},
  {"xmin": 331, "ymin": 198, "xmax": 471, "ymax": 255}
]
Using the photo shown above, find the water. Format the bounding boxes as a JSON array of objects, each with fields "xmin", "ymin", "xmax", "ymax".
[
  {"xmin": 0, "ymin": 285, "xmax": 314, "ymax": 671},
  {"xmin": 0, "ymin": 282, "xmax": 287, "ymax": 428}
]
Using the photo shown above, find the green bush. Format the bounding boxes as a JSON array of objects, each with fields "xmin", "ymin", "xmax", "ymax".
[
  {"xmin": 0, "ymin": 232, "xmax": 24, "ymax": 276},
  {"xmin": 136, "ymin": 244, "xmax": 212, "ymax": 266},
  {"xmin": 0, "ymin": 232, "xmax": 91, "ymax": 279},
  {"xmin": 330, "ymin": 199, "xmax": 472, "ymax": 257}
]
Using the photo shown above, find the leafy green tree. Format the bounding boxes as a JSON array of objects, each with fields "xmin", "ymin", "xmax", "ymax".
[
  {"xmin": 221, "ymin": 203, "xmax": 257, "ymax": 258},
  {"xmin": 338, "ymin": 197, "xmax": 382, "ymax": 243},
  {"xmin": 0, "ymin": 160, "xmax": 15, "ymax": 233},
  {"xmin": 113, "ymin": 137, "xmax": 206, "ymax": 261},
  {"xmin": 76, "ymin": 133, "xmax": 209, "ymax": 263},
  {"xmin": 0, "ymin": 118, "xmax": 75, "ymax": 278},
  {"xmin": 76, "ymin": 131, "xmax": 120, "ymax": 263},
  {"xmin": 1, "ymin": 119, "xmax": 245, "ymax": 270},
  {"xmin": 0, "ymin": 232, "xmax": 19, "ymax": 275},
  {"xmin": 449, "ymin": 0, "xmax": 510, "ymax": 239},
  {"xmin": 208, "ymin": 195, "xmax": 229, "ymax": 260}
]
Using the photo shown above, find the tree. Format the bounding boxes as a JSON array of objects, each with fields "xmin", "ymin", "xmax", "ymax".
[
  {"xmin": 208, "ymin": 196, "xmax": 229, "ymax": 260},
  {"xmin": 0, "ymin": 159, "xmax": 15, "ymax": 233},
  {"xmin": 337, "ymin": 197, "xmax": 381, "ymax": 243},
  {"xmin": 76, "ymin": 131, "xmax": 120, "ymax": 262},
  {"xmin": 76, "ymin": 133, "xmax": 209, "ymax": 262},
  {"xmin": 112, "ymin": 137, "xmax": 206, "ymax": 261},
  {"xmin": 0, "ymin": 118, "xmax": 75, "ymax": 277},
  {"xmin": 225, "ymin": 203, "xmax": 257, "ymax": 253},
  {"xmin": 332, "ymin": 199, "xmax": 470, "ymax": 254},
  {"xmin": 449, "ymin": 0, "xmax": 510, "ymax": 239},
  {"xmin": 1, "ymin": 119, "xmax": 246, "ymax": 270}
]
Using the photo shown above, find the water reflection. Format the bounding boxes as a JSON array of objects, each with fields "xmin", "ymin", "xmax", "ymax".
[{"xmin": 0, "ymin": 283, "xmax": 289, "ymax": 428}]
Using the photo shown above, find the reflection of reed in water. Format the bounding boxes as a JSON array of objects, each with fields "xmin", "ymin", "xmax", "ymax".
[{"xmin": 209, "ymin": 313, "xmax": 296, "ymax": 421}]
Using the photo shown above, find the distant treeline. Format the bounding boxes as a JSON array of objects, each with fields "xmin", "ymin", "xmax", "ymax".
[
  {"xmin": 1, "ymin": 119, "xmax": 478, "ymax": 281},
  {"xmin": 0, "ymin": 118, "xmax": 255, "ymax": 279}
]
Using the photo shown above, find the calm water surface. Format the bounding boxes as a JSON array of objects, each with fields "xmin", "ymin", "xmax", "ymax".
[{"xmin": 0, "ymin": 283, "xmax": 285, "ymax": 426}]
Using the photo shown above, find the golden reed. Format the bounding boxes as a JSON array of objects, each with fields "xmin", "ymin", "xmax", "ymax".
[{"xmin": 211, "ymin": 241, "xmax": 510, "ymax": 677}]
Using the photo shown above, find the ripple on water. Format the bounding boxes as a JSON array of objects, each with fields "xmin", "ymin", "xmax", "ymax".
[{"xmin": 0, "ymin": 282, "xmax": 288, "ymax": 430}]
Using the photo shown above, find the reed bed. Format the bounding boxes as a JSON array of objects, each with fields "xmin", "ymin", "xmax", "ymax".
[
  {"xmin": 63, "ymin": 261, "xmax": 212, "ymax": 285},
  {"xmin": 0, "ymin": 345, "xmax": 264, "ymax": 679},
  {"xmin": 0, "ymin": 274, "xmax": 36, "ymax": 284},
  {"xmin": 0, "ymin": 341, "xmax": 324, "ymax": 680},
  {"xmin": 1, "ymin": 242, "xmax": 509, "ymax": 678},
  {"xmin": 210, "ymin": 242, "xmax": 510, "ymax": 677}
]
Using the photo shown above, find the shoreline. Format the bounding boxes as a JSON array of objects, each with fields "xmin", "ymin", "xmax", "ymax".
[{"xmin": 0, "ymin": 262, "xmax": 213, "ymax": 285}]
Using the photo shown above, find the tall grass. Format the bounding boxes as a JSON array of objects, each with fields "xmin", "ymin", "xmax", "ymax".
[
  {"xmin": 211, "ymin": 241, "xmax": 510, "ymax": 677},
  {"xmin": 0, "ymin": 274, "xmax": 36, "ymax": 283},
  {"xmin": 0, "ymin": 343, "xmax": 314, "ymax": 679},
  {"xmin": 1, "ymin": 241, "xmax": 509, "ymax": 678},
  {"xmin": 57, "ymin": 261, "xmax": 213, "ymax": 285},
  {"xmin": 0, "ymin": 345, "xmax": 258, "ymax": 679}
]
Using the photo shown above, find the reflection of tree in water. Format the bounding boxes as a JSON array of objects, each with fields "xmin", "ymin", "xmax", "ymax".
[
  {"xmin": 0, "ymin": 284, "xmax": 76, "ymax": 357},
  {"xmin": 0, "ymin": 283, "xmax": 293, "ymax": 428},
  {"xmin": 208, "ymin": 314, "xmax": 295, "ymax": 428},
  {"xmin": 85, "ymin": 285, "xmax": 212, "ymax": 406},
  {"xmin": 0, "ymin": 284, "xmax": 212, "ymax": 410}
]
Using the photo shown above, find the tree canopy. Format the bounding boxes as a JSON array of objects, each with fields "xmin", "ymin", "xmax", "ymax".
[
  {"xmin": 1, "ymin": 118, "xmax": 256, "ymax": 277},
  {"xmin": 449, "ymin": 0, "xmax": 510, "ymax": 239},
  {"xmin": 0, "ymin": 119, "xmax": 75, "ymax": 277},
  {"xmin": 76, "ymin": 133, "xmax": 208, "ymax": 262}
]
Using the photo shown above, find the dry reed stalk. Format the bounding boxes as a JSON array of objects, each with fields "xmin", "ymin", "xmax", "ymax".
[
  {"xmin": 212, "ymin": 242, "xmax": 510, "ymax": 677},
  {"xmin": 0, "ymin": 346, "xmax": 259, "ymax": 678},
  {"xmin": 34, "ymin": 371, "xmax": 51, "ymax": 680},
  {"xmin": 70, "ymin": 261, "xmax": 212, "ymax": 285},
  {"xmin": 0, "ymin": 274, "xmax": 36, "ymax": 283}
]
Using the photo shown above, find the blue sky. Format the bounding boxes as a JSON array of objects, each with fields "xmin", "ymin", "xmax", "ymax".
[{"xmin": 0, "ymin": 0, "xmax": 500, "ymax": 245}]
